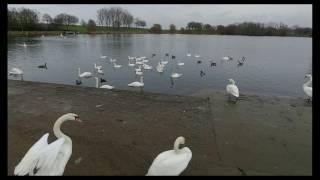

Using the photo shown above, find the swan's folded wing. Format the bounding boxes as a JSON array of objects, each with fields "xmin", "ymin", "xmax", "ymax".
[
  {"xmin": 14, "ymin": 133, "xmax": 49, "ymax": 176},
  {"xmin": 34, "ymin": 138, "xmax": 65, "ymax": 176},
  {"xmin": 227, "ymin": 85, "xmax": 239, "ymax": 97}
]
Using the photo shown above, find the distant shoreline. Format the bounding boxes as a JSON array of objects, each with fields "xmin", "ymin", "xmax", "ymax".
[{"xmin": 8, "ymin": 31, "xmax": 312, "ymax": 38}]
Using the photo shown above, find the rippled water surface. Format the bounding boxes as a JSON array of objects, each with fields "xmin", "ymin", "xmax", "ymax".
[{"xmin": 8, "ymin": 34, "xmax": 312, "ymax": 97}]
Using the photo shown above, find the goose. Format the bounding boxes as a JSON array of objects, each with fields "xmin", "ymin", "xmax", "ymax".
[
  {"xmin": 128, "ymin": 76, "xmax": 144, "ymax": 87},
  {"xmin": 94, "ymin": 63, "xmax": 102, "ymax": 70},
  {"xmin": 186, "ymin": 53, "xmax": 191, "ymax": 57},
  {"xmin": 303, "ymin": 74, "xmax": 312, "ymax": 101},
  {"xmin": 113, "ymin": 63, "xmax": 122, "ymax": 68},
  {"xmin": 238, "ymin": 57, "xmax": 245, "ymax": 65},
  {"xmin": 100, "ymin": 78, "xmax": 107, "ymax": 83},
  {"xmin": 38, "ymin": 63, "xmax": 47, "ymax": 69},
  {"xmin": 78, "ymin": 68, "xmax": 92, "ymax": 78},
  {"xmin": 100, "ymin": 55, "xmax": 107, "ymax": 59},
  {"xmin": 171, "ymin": 73, "xmax": 183, "ymax": 79},
  {"xmin": 14, "ymin": 113, "xmax": 81, "ymax": 176},
  {"xmin": 75, "ymin": 79, "xmax": 82, "ymax": 85},
  {"xmin": 226, "ymin": 79, "xmax": 239, "ymax": 102},
  {"xmin": 146, "ymin": 136, "xmax": 192, "ymax": 176},
  {"xmin": 94, "ymin": 77, "xmax": 114, "ymax": 89},
  {"xmin": 197, "ymin": 60, "xmax": 202, "ymax": 64},
  {"xmin": 194, "ymin": 54, "xmax": 200, "ymax": 58}
]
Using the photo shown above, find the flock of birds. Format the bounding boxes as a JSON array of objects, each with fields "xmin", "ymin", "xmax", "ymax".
[{"xmin": 10, "ymin": 41, "xmax": 312, "ymax": 176}]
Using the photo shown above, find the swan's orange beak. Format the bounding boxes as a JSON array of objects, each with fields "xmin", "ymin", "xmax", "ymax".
[{"xmin": 75, "ymin": 117, "xmax": 82, "ymax": 122}]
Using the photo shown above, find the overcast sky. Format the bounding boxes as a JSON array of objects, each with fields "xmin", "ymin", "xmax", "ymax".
[{"xmin": 8, "ymin": 4, "xmax": 312, "ymax": 29}]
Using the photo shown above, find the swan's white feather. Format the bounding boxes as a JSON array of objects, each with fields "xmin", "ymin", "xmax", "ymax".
[
  {"xmin": 303, "ymin": 86, "xmax": 312, "ymax": 98},
  {"xmin": 226, "ymin": 84, "xmax": 239, "ymax": 97},
  {"xmin": 34, "ymin": 138, "xmax": 66, "ymax": 175},
  {"xmin": 100, "ymin": 85, "xmax": 114, "ymax": 89},
  {"xmin": 128, "ymin": 82, "xmax": 144, "ymax": 87},
  {"xmin": 14, "ymin": 133, "xmax": 49, "ymax": 175},
  {"xmin": 147, "ymin": 147, "xmax": 192, "ymax": 176},
  {"xmin": 79, "ymin": 72, "xmax": 92, "ymax": 78}
]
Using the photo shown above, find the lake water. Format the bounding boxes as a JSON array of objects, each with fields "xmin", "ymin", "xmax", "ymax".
[{"xmin": 8, "ymin": 34, "xmax": 312, "ymax": 97}]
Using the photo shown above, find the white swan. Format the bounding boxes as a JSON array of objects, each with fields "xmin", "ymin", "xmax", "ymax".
[
  {"xmin": 110, "ymin": 58, "xmax": 117, "ymax": 63},
  {"xmin": 94, "ymin": 63, "xmax": 102, "ymax": 70},
  {"xmin": 78, "ymin": 68, "xmax": 92, "ymax": 78},
  {"xmin": 143, "ymin": 64, "xmax": 152, "ymax": 70},
  {"xmin": 100, "ymin": 55, "xmax": 107, "ymax": 59},
  {"xmin": 94, "ymin": 77, "xmax": 114, "ymax": 89},
  {"xmin": 135, "ymin": 65, "xmax": 143, "ymax": 75},
  {"xmin": 222, "ymin": 56, "xmax": 233, "ymax": 61},
  {"xmin": 97, "ymin": 68, "xmax": 104, "ymax": 74},
  {"xmin": 9, "ymin": 67, "xmax": 23, "ymax": 76},
  {"xmin": 14, "ymin": 113, "xmax": 81, "ymax": 176},
  {"xmin": 186, "ymin": 53, "xmax": 191, "ymax": 57},
  {"xmin": 171, "ymin": 73, "xmax": 183, "ymax": 78},
  {"xmin": 146, "ymin": 136, "xmax": 192, "ymax": 176},
  {"xmin": 128, "ymin": 61, "xmax": 136, "ymax": 67},
  {"xmin": 194, "ymin": 54, "xmax": 200, "ymax": 58},
  {"xmin": 177, "ymin": 61, "xmax": 185, "ymax": 66},
  {"xmin": 303, "ymin": 74, "xmax": 312, "ymax": 99},
  {"xmin": 113, "ymin": 63, "xmax": 122, "ymax": 68},
  {"xmin": 161, "ymin": 60, "xmax": 168, "ymax": 65},
  {"xmin": 226, "ymin": 79, "xmax": 239, "ymax": 100},
  {"xmin": 156, "ymin": 62, "xmax": 165, "ymax": 73},
  {"xmin": 128, "ymin": 76, "xmax": 144, "ymax": 87}
]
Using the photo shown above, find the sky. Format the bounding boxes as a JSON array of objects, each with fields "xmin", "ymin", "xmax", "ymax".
[{"xmin": 8, "ymin": 4, "xmax": 312, "ymax": 29}]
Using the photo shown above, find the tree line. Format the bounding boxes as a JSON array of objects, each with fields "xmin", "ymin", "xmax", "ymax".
[
  {"xmin": 177, "ymin": 21, "xmax": 312, "ymax": 37},
  {"xmin": 96, "ymin": 7, "xmax": 146, "ymax": 28}
]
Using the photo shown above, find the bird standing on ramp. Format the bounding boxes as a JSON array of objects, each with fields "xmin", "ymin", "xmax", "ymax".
[
  {"xmin": 226, "ymin": 79, "xmax": 239, "ymax": 102},
  {"xmin": 146, "ymin": 136, "xmax": 192, "ymax": 176}
]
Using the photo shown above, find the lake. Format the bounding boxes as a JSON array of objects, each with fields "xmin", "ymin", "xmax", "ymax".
[{"xmin": 8, "ymin": 34, "xmax": 312, "ymax": 97}]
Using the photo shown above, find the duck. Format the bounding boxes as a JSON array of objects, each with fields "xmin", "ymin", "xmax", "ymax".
[{"xmin": 38, "ymin": 63, "xmax": 47, "ymax": 69}]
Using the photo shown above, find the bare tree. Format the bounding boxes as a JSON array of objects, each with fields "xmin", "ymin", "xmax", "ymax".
[{"xmin": 42, "ymin": 13, "xmax": 52, "ymax": 24}]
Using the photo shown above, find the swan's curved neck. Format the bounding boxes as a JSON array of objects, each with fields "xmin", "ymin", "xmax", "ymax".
[
  {"xmin": 174, "ymin": 137, "xmax": 185, "ymax": 153},
  {"xmin": 53, "ymin": 116, "xmax": 72, "ymax": 143}
]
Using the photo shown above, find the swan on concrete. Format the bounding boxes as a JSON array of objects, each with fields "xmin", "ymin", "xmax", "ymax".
[
  {"xmin": 14, "ymin": 113, "xmax": 81, "ymax": 176},
  {"xmin": 226, "ymin": 78, "xmax": 239, "ymax": 102},
  {"xmin": 303, "ymin": 74, "xmax": 312, "ymax": 101},
  {"xmin": 146, "ymin": 136, "xmax": 192, "ymax": 176}
]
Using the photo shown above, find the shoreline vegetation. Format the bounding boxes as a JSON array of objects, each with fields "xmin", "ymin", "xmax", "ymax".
[{"xmin": 8, "ymin": 7, "xmax": 312, "ymax": 38}]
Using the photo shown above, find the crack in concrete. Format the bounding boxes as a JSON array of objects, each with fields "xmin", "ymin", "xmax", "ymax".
[{"xmin": 206, "ymin": 96, "xmax": 222, "ymax": 162}]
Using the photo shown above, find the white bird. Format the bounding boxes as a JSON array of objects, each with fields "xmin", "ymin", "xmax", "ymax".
[
  {"xmin": 14, "ymin": 113, "xmax": 81, "ymax": 176},
  {"xmin": 9, "ymin": 67, "xmax": 24, "ymax": 80},
  {"xmin": 94, "ymin": 77, "xmax": 114, "ymax": 89},
  {"xmin": 9, "ymin": 67, "xmax": 23, "ymax": 76},
  {"xmin": 222, "ymin": 56, "xmax": 233, "ymax": 61},
  {"xmin": 110, "ymin": 58, "xmax": 117, "ymax": 63},
  {"xmin": 303, "ymin": 74, "xmax": 312, "ymax": 100},
  {"xmin": 128, "ymin": 62, "xmax": 136, "ymax": 67},
  {"xmin": 113, "ymin": 63, "xmax": 122, "ymax": 68},
  {"xmin": 142, "ymin": 59, "xmax": 149, "ymax": 63},
  {"xmin": 186, "ymin": 53, "xmax": 191, "ymax": 57},
  {"xmin": 194, "ymin": 54, "xmax": 200, "ymax": 58},
  {"xmin": 171, "ymin": 73, "xmax": 183, "ymax": 78},
  {"xmin": 143, "ymin": 64, "xmax": 152, "ymax": 70},
  {"xmin": 128, "ymin": 76, "xmax": 144, "ymax": 87},
  {"xmin": 161, "ymin": 60, "xmax": 168, "ymax": 65},
  {"xmin": 100, "ymin": 55, "xmax": 107, "ymax": 59},
  {"xmin": 97, "ymin": 68, "xmax": 104, "ymax": 74},
  {"xmin": 156, "ymin": 62, "xmax": 165, "ymax": 73},
  {"xmin": 226, "ymin": 79, "xmax": 239, "ymax": 101},
  {"xmin": 78, "ymin": 68, "xmax": 92, "ymax": 78},
  {"xmin": 146, "ymin": 136, "xmax": 192, "ymax": 176},
  {"xmin": 177, "ymin": 62, "xmax": 185, "ymax": 66},
  {"xmin": 94, "ymin": 63, "xmax": 102, "ymax": 70},
  {"xmin": 136, "ymin": 61, "xmax": 144, "ymax": 65}
]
